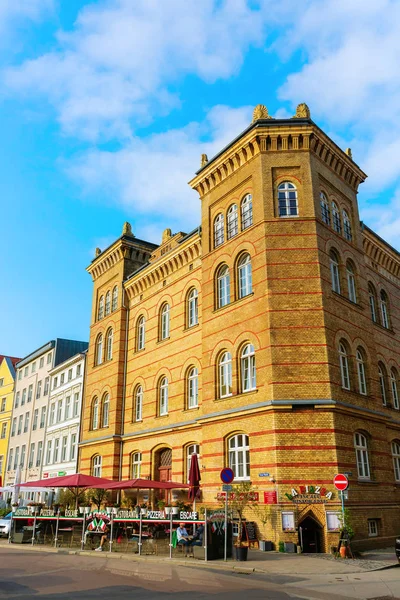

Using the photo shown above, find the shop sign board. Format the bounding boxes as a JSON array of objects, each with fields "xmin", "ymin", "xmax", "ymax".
[
  {"xmin": 285, "ymin": 485, "xmax": 333, "ymax": 503},
  {"xmin": 217, "ymin": 491, "xmax": 259, "ymax": 502},
  {"xmin": 264, "ymin": 491, "xmax": 277, "ymax": 504}
]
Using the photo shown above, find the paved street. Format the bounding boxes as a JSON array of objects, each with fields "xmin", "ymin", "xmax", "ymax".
[{"xmin": 0, "ymin": 546, "xmax": 399, "ymax": 600}]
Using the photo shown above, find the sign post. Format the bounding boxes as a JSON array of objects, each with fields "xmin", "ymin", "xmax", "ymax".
[
  {"xmin": 333, "ymin": 473, "xmax": 349, "ymax": 530},
  {"xmin": 220, "ymin": 467, "xmax": 234, "ymax": 562}
]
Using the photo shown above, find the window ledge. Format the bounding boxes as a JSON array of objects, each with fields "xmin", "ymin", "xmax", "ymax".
[
  {"xmin": 332, "ymin": 291, "xmax": 363, "ymax": 310},
  {"xmin": 183, "ymin": 323, "xmax": 200, "ymax": 332},
  {"xmin": 156, "ymin": 414, "xmax": 169, "ymax": 419},
  {"xmin": 156, "ymin": 337, "xmax": 170, "ymax": 345},
  {"xmin": 184, "ymin": 406, "xmax": 200, "ymax": 413},
  {"xmin": 213, "ymin": 292, "xmax": 255, "ymax": 314},
  {"xmin": 215, "ymin": 389, "xmax": 258, "ymax": 402},
  {"xmin": 357, "ymin": 479, "xmax": 378, "ymax": 485},
  {"xmin": 372, "ymin": 321, "xmax": 395, "ymax": 335}
]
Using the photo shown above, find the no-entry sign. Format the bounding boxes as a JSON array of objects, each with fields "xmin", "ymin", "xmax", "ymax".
[{"xmin": 333, "ymin": 473, "xmax": 349, "ymax": 491}]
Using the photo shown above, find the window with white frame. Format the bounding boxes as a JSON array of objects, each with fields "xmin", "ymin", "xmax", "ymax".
[
  {"xmin": 228, "ymin": 434, "xmax": 250, "ymax": 480},
  {"xmin": 219, "ymin": 352, "xmax": 232, "ymax": 398},
  {"xmin": 105, "ymin": 290, "xmax": 111, "ymax": 316},
  {"xmin": 70, "ymin": 434, "xmax": 77, "ymax": 461},
  {"xmin": 238, "ymin": 253, "xmax": 252, "ymax": 298},
  {"xmin": 1, "ymin": 398, "xmax": 5, "ymax": 412},
  {"xmin": 227, "ymin": 204, "xmax": 238, "ymax": 239},
  {"xmin": 326, "ymin": 512, "xmax": 341, "ymax": 531},
  {"xmin": 160, "ymin": 304, "xmax": 170, "ymax": 340},
  {"xmin": 28, "ymin": 443, "xmax": 35, "ymax": 468},
  {"xmin": 95, "ymin": 334, "xmax": 103, "ymax": 366},
  {"xmin": 186, "ymin": 444, "xmax": 200, "ymax": 482},
  {"xmin": 339, "ymin": 342, "xmax": 350, "ymax": 390},
  {"xmin": 11, "ymin": 417, "xmax": 16, "ymax": 437},
  {"xmin": 214, "ymin": 213, "xmax": 224, "ymax": 247},
  {"xmin": 1, "ymin": 423, "xmax": 6, "ymax": 439},
  {"xmin": 32, "ymin": 362, "xmax": 36, "ymax": 374},
  {"xmin": 137, "ymin": 316, "xmax": 145, "ymax": 350},
  {"xmin": 36, "ymin": 380, "xmax": 42, "ymax": 399},
  {"xmin": 40, "ymin": 407, "xmax": 46, "ymax": 428},
  {"xmin": 187, "ymin": 289, "xmax": 198, "ymax": 327},
  {"xmin": 368, "ymin": 519, "xmax": 378, "ymax": 537},
  {"xmin": 44, "ymin": 377, "xmax": 49, "ymax": 395},
  {"xmin": 32, "ymin": 408, "xmax": 38, "ymax": 431},
  {"xmin": 13, "ymin": 446, "xmax": 20, "ymax": 469},
  {"xmin": 7, "ymin": 448, "xmax": 13, "ymax": 470},
  {"xmin": 241, "ymin": 344, "xmax": 256, "ymax": 392},
  {"xmin": 18, "ymin": 370, "xmax": 22, "ymax": 380},
  {"xmin": 46, "ymin": 440, "xmax": 52, "ymax": 465},
  {"xmin": 332, "ymin": 202, "xmax": 341, "ymax": 233},
  {"xmin": 61, "ymin": 436, "xmax": 68, "ymax": 462},
  {"xmin": 57, "ymin": 399, "xmax": 63, "ymax": 422},
  {"xmin": 92, "ymin": 455, "xmax": 102, "ymax": 477},
  {"xmin": 21, "ymin": 388, "xmax": 26, "ymax": 405},
  {"xmin": 92, "ymin": 398, "xmax": 99, "ymax": 430},
  {"xmin": 23, "ymin": 412, "xmax": 29, "ymax": 433},
  {"xmin": 77, "ymin": 364, "xmax": 81, "ymax": 377},
  {"xmin": 330, "ymin": 250, "xmax": 341, "ymax": 294},
  {"xmin": 356, "ymin": 348, "xmax": 367, "ymax": 395},
  {"xmin": 188, "ymin": 367, "xmax": 199, "ymax": 409},
  {"xmin": 17, "ymin": 415, "xmax": 22, "ymax": 435},
  {"xmin": 47, "ymin": 352, "xmax": 52, "ymax": 365},
  {"xmin": 15, "ymin": 392, "xmax": 20, "ymax": 408},
  {"xmin": 40, "ymin": 357, "xmax": 44, "ymax": 368},
  {"xmin": 380, "ymin": 290, "xmax": 389, "ymax": 328},
  {"xmin": 346, "ymin": 262, "xmax": 357, "ymax": 303},
  {"xmin": 391, "ymin": 369, "xmax": 399, "ymax": 410},
  {"xmin": 159, "ymin": 377, "xmax": 168, "ymax": 416},
  {"xmin": 320, "ymin": 192, "xmax": 330, "ymax": 225},
  {"xmin": 281, "ymin": 511, "xmax": 295, "ymax": 531},
  {"xmin": 53, "ymin": 438, "xmax": 60, "ymax": 463},
  {"xmin": 106, "ymin": 328, "xmax": 113, "ymax": 361},
  {"xmin": 68, "ymin": 369, "xmax": 72, "ymax": 381},
  {"xmin": 112, "ymin": 285, "xmax": 118, "ymax": 312},
  {"xmin": 217, "ymin": 265, "xmax": 230, "ymax": 308},
  {"xmin": 20, "ymin": 445, "xmax": 26, "ymax": 468},
  {"xmin": 368, "ymin": 283, "xmax": 377, "ymax": 322},
  {"xmin": 24, "ymin": 367, "xmax": 28, "ymax": 376},
  {"xmin": 36, "ymin": 441, "xmax": 43, "ymax": 467},
  {"xmin": 278, "ymin": 182, "xmax": 298, "ymax": 216},
  {"xmin": 98, "ymin": 295, "xmax": 104, "ymax": 320},
  {"xmin": 378, "ymin": 364, "xmax": 387, "ymax": 406},
  {"xmin": 355, "ymin": 432, "xmax": 370, "ymax": 480},
  {"xmin": 343, "ymin": 210, "xmax": 352, "ymax": 241},
  {"xmin": 73, "ymin": 392, "xmax": 79, "ymax": 417},
  {"xmin": 102, "ymin": 394, "xmax": 110, "ymax": 427},
  {"xmin": 65, "ymin": 396, "xmax": 71, "ymax": 420},
  {"xmin": 135, "ymin": 385, "xmax": 143, "ymax": 421},
  {"xmin": 27, "ymin": 384, "xmax": 33, "ymax": 402},
  {"xmin": 49, "ymin": 402, "xmax": 55, "ymax": 425},
  {"xmin": 241, "ymin": 194, "xmax": 253, "ymax": 230},
  {"xmin": 131, "ymin": 452, "xmax": 141, "ymax": 479},
  {"xmin": 392, "ymin": 440, "xmax": 400, "ymax": 482},
  {"xmin": 60, "ymin": 374, "xmax": 65, "ymax": 385}
]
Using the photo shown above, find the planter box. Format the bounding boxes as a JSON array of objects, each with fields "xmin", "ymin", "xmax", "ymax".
[
  {"xmin": 259, "ymin": 541, "xmax": 273, "ymax": 551},
  {"xmin": 284, "ymin": 542, "xmax": 297, "ymax": 553}
]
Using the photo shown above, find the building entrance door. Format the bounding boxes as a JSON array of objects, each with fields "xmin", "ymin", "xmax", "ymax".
[
  {"xmin": 299, "ymin": 516, "xmax": 322, "ymax": 553},
  {"xmin": 155, "ymin": 448, "xmax": 172, "ymax": 501}
]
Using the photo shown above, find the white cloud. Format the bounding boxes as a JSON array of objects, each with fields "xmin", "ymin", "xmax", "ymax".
[
  {"xmin": 361, "ymin": 187, "xmax": 400, "ymax": 248},
  {"xmin": 3, "ymin": 0, "xmax": 268, "ymax": 141},
  {"xmin": 0, "ymin": 0, "xmax": 53, "ymax": 42}
]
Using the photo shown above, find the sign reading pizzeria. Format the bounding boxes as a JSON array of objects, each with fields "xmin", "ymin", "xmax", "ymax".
[{"xmin": 285, "ymin": 485, "xmax": 333, "ymax": 504}]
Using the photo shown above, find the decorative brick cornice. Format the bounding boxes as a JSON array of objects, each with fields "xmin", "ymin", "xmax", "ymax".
[
  {"xmin": 362, "ymin": 224, "xmax": 400, "ymax": 281},
  {"xmin": 87, "ymin": 236, "xmax": 155, "ymax": 282}
]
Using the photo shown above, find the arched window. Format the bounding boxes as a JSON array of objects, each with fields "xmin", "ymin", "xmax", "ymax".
[
  {"xmin": 356, "ymin": 348, "xmax": 367, "ymax": 395},
  {"xmin": 98, "ymin": 296, "xmax": 104, "ymax": 320},
  {"xmin": 241, "ymin": 344, "xmax": 256, "ymax": 392},
  {"xmin": 217, "ymin": 265, "xmax": 230, "ymax": 308},
  {"xmin": 368, "ymin": 283, "xmax": 377, "ymax": 322},
  {"xmin": 214, "ymin": 213, "xmax": 224, "ymax": 248},
  {"xmin": 187, "ymin": 367, "xmax": 199, "ymax": 409},
  {"xmin": 134, "ymin": 385, "xmax": 143, "ymax": 421},
  {"xmin": 137, "ymin": 316, "xmax": 145, "ymax": 351},
  {"xmin": 106, "ymin": 328, "xmax": 113, "ymax": 361},
  {"xmin": 339, "ymin": 342, "xmax": 350, "ymax": 390},
  {"xmin": 332, "ymin": 202, "xmax": 341, "ymax": 233},
  {"xmin": 380, "ymin": 290, "xmax": 389, "ymax": 328},
  {"xmin": 92, "ymin": 397, "xmax": 99, "ymax": 430},
  {"xmin": 92, "ymin": 454, "xmax": 102, "ymax": 477},
  {"xmin": 392, "ymin": 441, "xmax": 400, "ymax": 482},
  {"xmin": 346, "ymin": 261, "xmax": 357, "ymax": 303},
  {"xmin": 219, "ymin": 352, "xmax": 232, "ymax": 398},
  {"xmin": 228, "ymin": 434, "xmax": 250, "ymax": 480},
  {"xmin": 320, "ymin": 192, "xmax": 330, "ymax": 225},
  {"xmin": 343, "ymin": 210, "xmax": 352, "ymax": 241},
  {"xmin": 378, "ymin": 363, "xmax": 388, "ymax": 406},
  {"xmin": 354, "ymin": 432, "xmax": 370, "ymax": 480},
  {"xmin": 160, "ymin": 303, "xmax": 170, "ymax": 340},
  {"xmin": 112, "ymin": 286, "xmax": 118, "ymax": 311},
  {"xmin": 227, "ymin": 204, "xmax": 238, "ymax": 239},
  {"xmin": 330, "ymin": 250, "xmax": 341, "ymax": 294},
  {"xmin": 95, "ymin": 334, "xmax": 103, "ymax": 366},
  {"xmin": 131, "ymin": 452, "xmax": 142, "ymax": 479},
  {"xmin": 278, "ymin": 182, "xmax": 298, "ymax": 217},
  {"xmin": 159, "ymin": 377, "xmax": 168, "ymax": 416},
  {"xmin": 186, "ymin": 444, "xmax": 200, "ymax": 482},
  {"xmin": 101, "ymin": 393, "xmax": 109, "ymax": 427},
  {"xmin": 187, "ymin": 289, "xmax": 198, "ymax": 328},
  {"xmin": 390, "ymin": 368, "xmax": 399, "ymax": 410},
  {"xmin": 241, "ymin": 194, "xmax": 253, "ymax": 230},
  {"xmin": 238, "ymin": 254, "xmax": 252, "ymax": 298},
  {"xmin": 105, "ymin": 291, "xmax": 111, "ymax": 316}
]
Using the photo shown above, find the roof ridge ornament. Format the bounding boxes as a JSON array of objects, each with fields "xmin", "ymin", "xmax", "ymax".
[
  {"xmin": 95, "ymin": 248, "xmax": 101, "ymax": 257},
  {"xmin": 201, "ymin": 154, "xmax": 208, "ymax": 167},
  {"xmin": 293, "ymin": 103, "xmax": 311, "ymax": 119},
  {"xmin": 122, "ymin": 221, "xmax": 134, "ymax": 236},
  {"xmin": 252, "ymin": 104, "xmax": 273, "ymax": 122},
  {"xmin": 345, "ymin": 148, "xmax": 353, "ymax": 159}
]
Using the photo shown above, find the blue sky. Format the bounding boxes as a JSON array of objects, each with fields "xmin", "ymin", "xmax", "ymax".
[{"xmin": 1, "ymin": 0, "xmax": 400, "ymax": 358}]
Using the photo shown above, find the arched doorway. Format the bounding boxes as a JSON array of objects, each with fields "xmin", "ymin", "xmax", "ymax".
[{"xmin": 298, "ymin": 515, "xmax": 322, "ymax": 553}]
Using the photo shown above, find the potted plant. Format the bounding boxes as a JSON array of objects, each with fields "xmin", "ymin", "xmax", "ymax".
[
  {"xmin": 11, "ymin": 503, "xmax": 19, "ymax": 513},
  {"xmin": 228, "ymin": 482, "xmax": 258, "ymax": 561}
]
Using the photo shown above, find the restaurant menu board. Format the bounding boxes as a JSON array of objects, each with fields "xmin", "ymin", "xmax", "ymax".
[{"xmin": 244, "ymin": 521, "xmax": 259, "ymax": 549}]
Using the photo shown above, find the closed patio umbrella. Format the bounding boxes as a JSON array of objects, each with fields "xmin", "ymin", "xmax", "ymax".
[{"xmin": 188, "ymin": 453, "xmax": 201, "ymax": 502}]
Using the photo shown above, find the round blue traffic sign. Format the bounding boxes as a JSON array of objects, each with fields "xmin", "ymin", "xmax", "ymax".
[{"xmin": 220, "ymin": 467, "xmax": 234, "ymax": 484}]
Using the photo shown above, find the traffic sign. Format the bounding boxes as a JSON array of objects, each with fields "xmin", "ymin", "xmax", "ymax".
[
  {"xmin": 333, "ymin": 473, "xmax": 349, "ymax": 491},
  {"xmin": 220, "ymin": 467, "xmax": 234, "ymax": 484},
  {"xmin": 222, "ymin": 484, "xmax": 232, "ymax": 492}
]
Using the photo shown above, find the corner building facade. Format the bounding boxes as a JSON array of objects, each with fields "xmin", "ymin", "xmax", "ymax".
[{"xmin": 80, "ymin": 105, "xmax": 400, "ymax": 552}]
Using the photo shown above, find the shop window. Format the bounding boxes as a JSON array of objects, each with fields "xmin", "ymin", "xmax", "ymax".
[
  {"xmin": 326, "ymin": 512, "xmax": 341, "ymax": 531},
  {"xmin": 282, "ymin": 512, "xmax": 295, "ymax": 531}
]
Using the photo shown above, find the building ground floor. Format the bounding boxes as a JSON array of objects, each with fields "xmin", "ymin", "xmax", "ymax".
[{"xmin": 79, "ymin": 404, "xmax": 400, "ymax": 552}]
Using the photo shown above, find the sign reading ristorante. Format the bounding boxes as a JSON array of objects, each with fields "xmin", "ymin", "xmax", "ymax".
[{"xmin": 285, "ymin": 485, "xmax": 333, "ymax": 503}]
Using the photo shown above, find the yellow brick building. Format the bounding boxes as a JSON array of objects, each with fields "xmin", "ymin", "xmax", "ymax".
[
  {"xmin": 79, "ymin": 104, "xmax": 400, "ymax": 552},
  {"xmin": 0, "ymin": 356, "xmax": 20, "ymax": 486}
]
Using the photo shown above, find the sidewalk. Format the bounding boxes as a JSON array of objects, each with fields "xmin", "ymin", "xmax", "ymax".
[{"xmin": 1, "ymin": 539, "xmax": 398, "ymax": 576}]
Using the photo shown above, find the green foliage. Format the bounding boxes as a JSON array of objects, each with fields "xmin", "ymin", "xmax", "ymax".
[
  {"xmin": 278, "ymin": 541, "xmax": 285, "ymax": 552},
  {"xmin": 338, "ymin": 508, "xmax": 355, "ymax": 539},
  {"xmin": 57, "ymin": 488, "xmax": 86, "ymax": 508},
  {"xmin": 223, "ymin": 481, "xmax": 258, "ymax": 546},
  {"xmin": 86, "ymin": 488, "xmax": 110, "ymax": 510},
  {"xmin": 0, "ymin": 507, "xmax": 10, "ymax": 518}
]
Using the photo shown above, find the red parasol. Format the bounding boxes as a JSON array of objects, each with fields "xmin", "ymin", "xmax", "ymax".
[
  {"xmin": 21, "ymin": 474, "xmax": 114, "ymax": 489},
  {"xmin": 188, "ymin": 453, "xmax": 201, "ymax": 501},
  {"xmin": 107, "ymin": 478, "xmax": 189, "ymax": 490}
]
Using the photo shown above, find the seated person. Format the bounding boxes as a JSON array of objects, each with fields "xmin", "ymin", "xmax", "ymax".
[
  {"xmin": 190, "ymin": 523, "xmax": 204, "ymax": 548},
  {"xmin": 95, "ymin": 525, "xmax": 110, "ymax": 552},
  {"xmin": 176, "ymin": 522, "xmax": 191, "ymax": 556}
]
